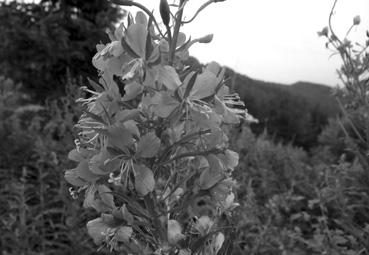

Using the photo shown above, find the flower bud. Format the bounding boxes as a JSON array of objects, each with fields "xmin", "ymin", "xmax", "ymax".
[
  {"xmin": 317, "ymin": 27, "xmax": 328, "ymax": 37},
  {"xmin": 198, "ymin": 34, "xmax": 214, "ymax": 43},
  {"xmin": 353, "ymin": 15, "xmax": 361, "ymax": 25},
  {"xmin": 160, "ymin": 0, "xmax": 171, "ymax": 26}
]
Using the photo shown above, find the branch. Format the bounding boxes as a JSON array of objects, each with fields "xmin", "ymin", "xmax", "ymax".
[{"xmin": 111, "ymin": 0, "xmax": 166, "ymax": 39}]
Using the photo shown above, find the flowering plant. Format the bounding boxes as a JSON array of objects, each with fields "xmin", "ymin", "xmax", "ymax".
[{"xmin": 65, "ymin": 0, "xmax": 252, "ymax": 254}]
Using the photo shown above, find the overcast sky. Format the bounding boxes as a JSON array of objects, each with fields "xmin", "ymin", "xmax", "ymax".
[{"xmin": 125, "ymin": 0, "xmax": 369, "ymax": 86}]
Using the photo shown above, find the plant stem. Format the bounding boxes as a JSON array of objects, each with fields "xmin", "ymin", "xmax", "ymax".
[{"xmin": 168, "ymin": 0, "xmax": 185, "ymax": 66}]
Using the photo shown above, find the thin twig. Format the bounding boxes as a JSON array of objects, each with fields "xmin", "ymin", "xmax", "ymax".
[{"xmin": 111, "ymin": 0, "xmax": 166, "ymax": 39}]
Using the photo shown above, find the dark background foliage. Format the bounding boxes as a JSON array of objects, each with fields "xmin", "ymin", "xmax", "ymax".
[
  {"xmin": 0, "ymin": 0, "xmax": 123, "ymax": 101},
  {"xmin": 1, "ymin": 1, "xmax": 368, "ymax": 254}
]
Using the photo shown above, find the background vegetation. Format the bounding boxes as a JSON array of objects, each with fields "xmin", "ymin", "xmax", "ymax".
[{"xmin": 1, "ymin": 0, "xmax": 368, "ymax": 254}]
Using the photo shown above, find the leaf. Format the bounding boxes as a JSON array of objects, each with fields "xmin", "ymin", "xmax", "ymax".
[
  {"xmin": 122, "ymin": 81, "xmax": 143, "ymax": 101},
  {"xmin": 125, "ymin": 23, "xmax": 147, "ymax": 58},
  {"xmin": 167, "ymin": 220, "xmax": 185, "ymax": 244},
  {"xmin": 116, "ymin": 226, "xmax": 133, "ymax": 242},
  {"xmin": 134, "ymin": 164, "xmax": 155, "ymax": 196},
  {"xmin": 136, "ymin": 132, "xmax": 161, "ymax": 158},
  {"xmin": 157, "ymin": 65, "xmax": 181, "ymax": 90}
]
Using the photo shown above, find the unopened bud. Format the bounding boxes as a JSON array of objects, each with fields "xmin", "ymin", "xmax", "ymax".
[
  {"xmin": 160, "ymin": 0, "xmax": 171, "ymax": 26},
  {"xmin": 198, "ymin": 34, "xmax": 214, "ymax": 43},
  {"xmin": 317, "ymin": 26, "xmax": 329, "ymax": 37},
  {"xmin": 353, "ymin": 15, "xmax": 361, "ymax": 25}
]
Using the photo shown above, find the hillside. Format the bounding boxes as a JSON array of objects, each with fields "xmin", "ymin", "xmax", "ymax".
[
  {"xmin": 225, "ymin": 69, "xmax": 340, "ymax": 149},
  {"xmin": 184, "ymin": 56, "xmax": 340, "ymax": 149},
  {"xmin": 289, "ymin": 81, "xmax": 338, "ymax": 117}
]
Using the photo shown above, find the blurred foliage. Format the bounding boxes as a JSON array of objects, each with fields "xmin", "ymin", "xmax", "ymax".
[
  {"xmin": 0, "ymin": 0, "xmax": 124, "ymax": 101},
  {"xmin": 0, "ymin": 75, "xmax": 111, "ymax": 254},
  {"xmin": 229, "ymin": 124, "xmax": 369, "ymax": 255}
]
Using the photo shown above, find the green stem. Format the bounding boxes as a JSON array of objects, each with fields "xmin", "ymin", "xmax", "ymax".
[{"xmin": 168, "ymin": 0, "xmax": 185, "ymax": 66}]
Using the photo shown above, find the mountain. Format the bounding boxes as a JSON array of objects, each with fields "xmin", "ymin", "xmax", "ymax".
[
  {"xmin": 225, "ymin": 69, "xmax": 340, "ymax": 149},
  {"xmin": 184, "ymin": 56, "xmax": 340, "ymax": 149},
  {"xmin": 289, "ymin": 81, "xmax": 339, "ymax": 117}
]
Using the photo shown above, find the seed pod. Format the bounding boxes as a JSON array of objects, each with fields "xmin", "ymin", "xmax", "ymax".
[{"xmin": 160, "ymin": 0, "xmax": 171, "ymax": 26}]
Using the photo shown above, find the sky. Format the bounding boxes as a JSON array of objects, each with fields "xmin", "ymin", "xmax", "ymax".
[{"xmin": 123, "ymin": 0, "xmax": 369, "ymax": 86}]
